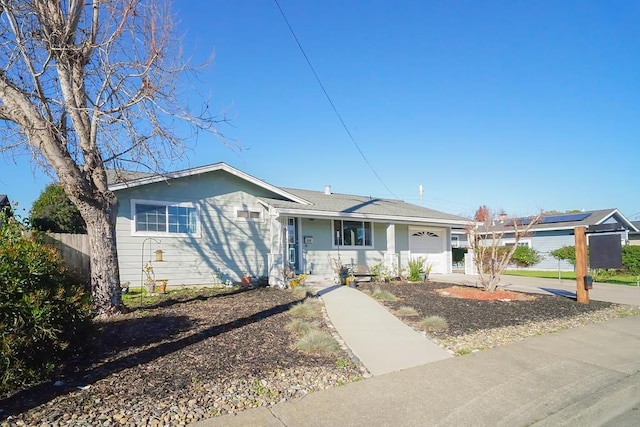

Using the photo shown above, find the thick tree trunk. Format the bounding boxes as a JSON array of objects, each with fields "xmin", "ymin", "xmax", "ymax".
[{"xmin": 76, "ymin": 191, "xmax": 125, "ymax": 316}]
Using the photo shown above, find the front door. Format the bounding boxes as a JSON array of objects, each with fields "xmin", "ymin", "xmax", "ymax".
[{"xmin": 285, "ymin": 217, "xmax": 299, "ymax": 272}]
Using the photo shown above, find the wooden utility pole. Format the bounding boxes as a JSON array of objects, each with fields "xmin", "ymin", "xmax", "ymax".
[{"xmin": 575, "ymin": 226, "xmax": 589, "ymax": 304}]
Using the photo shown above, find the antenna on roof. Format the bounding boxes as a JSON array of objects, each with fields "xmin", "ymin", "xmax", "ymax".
[{"xmin": 418, "ymin": 184, "xmax": 424, "ymax": 206}]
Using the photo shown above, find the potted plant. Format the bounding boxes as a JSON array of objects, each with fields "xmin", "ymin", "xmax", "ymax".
[
  {"xmin": 241, "ymin": 272, "xmax": 252, "ymax": 286},
  {"xmin": 420, "ymin": 263, "xmax": 433, "ymax": 282}
]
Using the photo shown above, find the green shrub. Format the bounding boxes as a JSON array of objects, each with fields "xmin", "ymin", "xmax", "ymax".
[
  {"xmin": 370, "ymin": 262, "xmax": 396, "ymax": 282},
  {"xmin": 510, "ymin": 246, "xmax": 542, "ymax": 268},
  {"xmin": 622, "ymin": 246, "xmax": 640, "ymax": 275},
  {"xmin": 550, "ymin": 245, "xmax": 576, "ymax": 266},
  {"xmin": 0, "ymin": 215, "xmax": 93, "ymax": 394},
  {"xmin": 406, "ymin": 257, "xmax": 425, "ymax": 281}
]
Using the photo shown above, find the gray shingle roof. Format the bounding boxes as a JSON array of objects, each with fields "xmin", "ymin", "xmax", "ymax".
[
  {"xmin": 485, "ymin": 209, "xmax": 638, "ymax": 233},
  {"xmin": 106, "ymin": 169, "xmax": 155, "ymax": 185},
  {"xmin": 259, "ymin": 187, "xmax": 469, "ymax": 224}
]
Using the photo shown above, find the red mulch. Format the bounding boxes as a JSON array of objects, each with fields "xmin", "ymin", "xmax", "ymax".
[{"xmin": 437, "ymin": 285, "xmax": 536, "ymax": 301}]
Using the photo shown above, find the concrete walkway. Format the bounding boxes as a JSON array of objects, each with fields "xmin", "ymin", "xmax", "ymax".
[
  {"xmin": 436, "ymin": 273, "xmax": 640, "ymax": 306},
  {"xmin": 192, "ymin": 315, "xmax": 640, "ymax": 426},
  {"xmin": 315, "ymin": 284, "xmax": 451, "ymax": 376}
]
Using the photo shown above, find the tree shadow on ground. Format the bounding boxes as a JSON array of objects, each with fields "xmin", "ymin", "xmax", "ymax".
[
  {"xmin": 129, "ymin": 284, "xmax": 258, "ymax": 311},
  {"xmin": 0, "ymin": 291, "xmax": 302, "ymax": 419}
]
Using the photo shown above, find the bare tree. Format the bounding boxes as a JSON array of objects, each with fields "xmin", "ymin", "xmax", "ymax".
[
  {"xmin": 466, "ymin": 208, "xmax": 543, "ymax": 292},
  {"xmin": 0, "ymin": 1, "xmax": 219, "ymax": 315}
]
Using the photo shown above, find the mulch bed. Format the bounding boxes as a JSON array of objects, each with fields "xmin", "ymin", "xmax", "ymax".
[
  {"xmin": 0, "ymin": 286, "xmax": 362, "ymax": 425},
  {"xmin": 1, "ymin": 281, "xmax": 636, "ymax": 425},
  {"xmin": 358, "ymin": 281, "xmax": 617, "ymax": 338}
]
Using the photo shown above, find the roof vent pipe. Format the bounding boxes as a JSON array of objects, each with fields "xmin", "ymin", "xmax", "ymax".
[{"xmin": 324, "ymin": 185, "xmax": 331, "ymax": 195}]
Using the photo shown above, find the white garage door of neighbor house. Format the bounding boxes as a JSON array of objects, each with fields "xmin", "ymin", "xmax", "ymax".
[{"xmin": 409, "ymin": 227, "xmax": 446, "ymax": 274}]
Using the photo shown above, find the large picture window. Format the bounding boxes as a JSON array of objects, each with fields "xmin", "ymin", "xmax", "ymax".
[
  {"xmin": 133, "ymin": 200, "xmax": 199, "ymax": 236},
  {"xmin": 333, "ymin": 220, "xmax": 372, "ymax": 247}
]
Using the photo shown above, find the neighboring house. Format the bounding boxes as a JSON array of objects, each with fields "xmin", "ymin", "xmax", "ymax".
[
  {"xmin": 0, "ymin": 194, "xmax": 11, "ymax": 218},
  {"xmin": 469, "ymin": 209, "xmax": 638, "ymax": 271},
  {"xmin": 108, "ymin": 163, "xmax": 471, "ymax": 288},
  {"xmin": 629, "ymin": 221, "xmax": 640, "ymax": 246}
]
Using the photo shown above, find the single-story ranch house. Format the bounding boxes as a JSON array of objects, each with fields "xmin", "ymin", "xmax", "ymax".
[
  {"xmin": 458, "ymin": 209, "xmax": 638, "ymax": 271},
  {"xmin": 108, "ymin": 163, "xmax": 471, "ymax": 288}
]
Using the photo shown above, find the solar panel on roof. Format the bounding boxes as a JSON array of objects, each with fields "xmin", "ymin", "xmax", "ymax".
[{"xmin": 540, "ymin": 213, "xmax": 591, "ymax": 224}]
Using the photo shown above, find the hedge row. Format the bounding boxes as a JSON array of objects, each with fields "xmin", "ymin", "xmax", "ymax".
[{"xmin": 0, "ymin": 215, "xmax": 93, "ymax": 395}]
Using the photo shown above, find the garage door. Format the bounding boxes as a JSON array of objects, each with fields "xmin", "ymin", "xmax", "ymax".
[{"xmin": 409, "ymin": 227, "xmax": 446, "ymax": 274}]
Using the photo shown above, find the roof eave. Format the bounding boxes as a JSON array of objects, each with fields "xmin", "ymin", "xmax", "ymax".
[
  {"xmin": 108, "ymin": 163, "xmax": 312, "ymax": 205},
  {"xmin": 271, "ymin": 207, "xmax": 470, "ymax": 226}
]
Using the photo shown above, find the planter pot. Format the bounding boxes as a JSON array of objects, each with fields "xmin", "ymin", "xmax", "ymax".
[
  {"xmin": 144, "ymin": 281, "xmax": 155, "ymax": 293},
  {"xmin": 156, "ymin": 280, "xmax": 168, "ymax": 293}
]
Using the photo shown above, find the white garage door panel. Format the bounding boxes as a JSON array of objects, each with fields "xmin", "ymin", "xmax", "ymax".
[{"xmin": 409, "ymin": 228, "xmax": 446, "ymax": 274}]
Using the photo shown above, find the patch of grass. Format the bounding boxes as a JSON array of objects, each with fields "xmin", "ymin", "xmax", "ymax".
[
  {"xmin": 291, "ymin": 285, "xmax": 315, "ymax": 299},
  {"xmin": 288, "ymin": 299, "xmax": 322, "ymax": 318},
  {"xmin": 296, "ymin": 329, "xmax": 340, "ymax": 354},
  {"xmin": 371, "ymin": 287, "xmax": 397, "ymax": 301},
  {"xmin": 456, "ymin": 348, "xmax": 472, "ymax": 356},
  {"xmin": 285, "ymin": 318, "xmax": 318, "ymax": 335},
  {"xmin": 418, "ymin": 315, "xmax": 448, "ymax": 332},
  {"xmin": 504, "ymin": 270, "xmax": 638, "ymax": 285},
  {"xmin": 396, "ymin": 306, "xmax": 419, "ymax": 316},
  {"xmin": 122, "ymin": 286, "xmax": 238, "ymax": 308},
  {"xmin": 336, "ymin": 357, "xmax": 355, "ymax": 369}
]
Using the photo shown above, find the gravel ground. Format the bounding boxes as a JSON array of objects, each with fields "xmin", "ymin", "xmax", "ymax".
[
  {"xmin": 358, "ymin": 281, "xmax": 640, "ymax": 355},
  {"xmin": 2, "ymin": 281, "xmax": 638, "ymax": 426}
]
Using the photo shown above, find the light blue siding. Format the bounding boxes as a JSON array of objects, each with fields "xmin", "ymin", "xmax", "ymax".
[
  {"xmin": 529, "ymin": 231, "xmax": 575, "ymax": 271},
  {"xmin": 115, "ymin": 170, "xmax": 275, "ymax": 288},
  {"xmin": 299, "ymin": 219, "xmax": 386, "ymax": 276}
]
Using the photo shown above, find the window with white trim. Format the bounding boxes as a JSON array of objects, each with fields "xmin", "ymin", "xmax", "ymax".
[
  {"xmin": 451, "ymin": 235, "xmax": 460, "ymax": 248},
  {"xmin": 132, "ymin": 200, "xmax": 199, "ymax": 235},
  {"xmin": 333, "ymin": 220, "xmax": 372, "ymax": 247},
  {"xmin": 235, "ymin": 208, "xmax": 262, "ymax": 221},
  {"xmin": 503, "ymin": 240, "xmax": 530, "ymax": 247}
]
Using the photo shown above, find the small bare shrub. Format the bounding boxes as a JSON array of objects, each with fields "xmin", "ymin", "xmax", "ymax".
[
  {"xmin": 396, "ymin": 306, "xmax": 419, "ymax": 317},
  {"xmin": 296, "ymin": 329, "xmax": 340, "ymax": 354},
  {"xmin": 419, "ymin": 316, "xmax": 449, "ymax": 332}
]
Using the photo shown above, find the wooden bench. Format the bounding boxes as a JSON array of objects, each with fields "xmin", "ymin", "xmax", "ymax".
[{"xmin": 351, "ymin": 264, "xmax": 372, "ymax": 282}]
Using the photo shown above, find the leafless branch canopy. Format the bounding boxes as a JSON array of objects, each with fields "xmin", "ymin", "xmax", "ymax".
[
  {"xmin": 466, "ymin": 209, "xmax": 544, "ymax": 291},
  {"xmin": 0, "ymin": 0, "xmax": 222, "ymax": 187}
]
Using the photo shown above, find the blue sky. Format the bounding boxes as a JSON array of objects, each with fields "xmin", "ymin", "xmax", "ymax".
[{"xmin": 1, "ymin": 0, "xmax": 639, "ymax": 220}]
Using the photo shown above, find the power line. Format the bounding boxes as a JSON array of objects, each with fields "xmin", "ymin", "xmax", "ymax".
[{"xmin": 272, "ymin": 0, "xmax": 399, "ymax": 199}]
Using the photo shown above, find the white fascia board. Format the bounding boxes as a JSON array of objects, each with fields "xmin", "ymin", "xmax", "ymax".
[
  {"xmin": 109, "ymin": 162, "xmax": 311, "ymax": 206},
  {"xmin": 273, "ymin": 207, "xmax": 470, "ymax": 227},
  {"xmin": 595, "ymin": 209, "xmax": 639, "ymax": 232}
]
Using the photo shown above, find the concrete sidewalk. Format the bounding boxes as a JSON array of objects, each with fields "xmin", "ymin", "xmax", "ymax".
[
  {"xmin": 193, "ymin": 315, "xmax": 640, "ymax": 426},
  {"xmin": 436, "ymin": 273, "xmax": 640, "ymax": 306},
  {"xmin": 315, "ymin": 284, "xmax": 451, "ymax": 376}
]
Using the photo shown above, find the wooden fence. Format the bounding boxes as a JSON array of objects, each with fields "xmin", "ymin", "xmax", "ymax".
[{"xmin": 44, "ymin": 233, "xmax": 91, "ymax": 280}]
